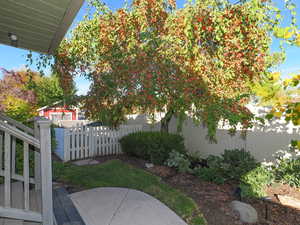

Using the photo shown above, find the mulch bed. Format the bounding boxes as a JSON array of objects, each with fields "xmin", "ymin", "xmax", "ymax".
[{"xmin": 88, "ymin": 155, "xmax": 300, "ymax": 225}]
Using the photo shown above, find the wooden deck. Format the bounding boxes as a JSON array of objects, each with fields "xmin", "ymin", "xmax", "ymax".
[{"xmin": 0, "ymin": 183, "xmax": 85, "ymax": 225}]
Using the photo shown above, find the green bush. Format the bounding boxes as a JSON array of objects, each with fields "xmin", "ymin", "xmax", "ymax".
[
  {"xmin": 221, "ymin": 149, "xmax": 258, "ymax": 180},
  {"xmin": 194, "ymin": 149, "xmax": 258, "ymax": 184},
  {"xmin": 240, "ymin": 166, "xmax": 273, "ymax": 198},
  {"xmin": 193, "ymin": 167, "xmax": 226, "ymax": 184},
  {"xmin": 166, "ymin": 150, "xmax": 192, "ymax": 173},
  {"xmin": 274, "ymin": 158, "xmax": 300, "ymax": 187},
  {"xmin": 261, "ymin": 150, "xmax": 300, "ymax": 188},
  {"xmin": 119, "ymin": 131, "xmax": 185, "ymax": 165},
  {"xmin": 240, "ymin": 149, "xmax": 300, "ymax": 199}
]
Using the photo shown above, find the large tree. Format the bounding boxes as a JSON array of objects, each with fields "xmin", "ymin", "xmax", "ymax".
[{"xmin": 50, "ymin": 0, "xmax": 298, "ymax": 139}]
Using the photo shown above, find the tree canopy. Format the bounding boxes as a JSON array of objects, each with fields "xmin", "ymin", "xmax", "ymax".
[
  {"xmin": 32, "ymin": 73, "xmax": 76, "ymax": 107},
  {"xmin": 0, "ymin": 69, "xmax": 38, "ymax": 121},
  {"xmin": 0, "ymin": 69, "xmax": 74, "ymax": 122},
  {"xmin": 40, "ymin": 0, "xmax": 299, "ymax": 139},
  {"xmin": 253, "ymin": 72, "xmax": 300, "ymax": 149}
]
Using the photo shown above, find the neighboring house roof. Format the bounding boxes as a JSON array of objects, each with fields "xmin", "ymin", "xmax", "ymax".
[
  {"xmin": 37, "ymin": 100, "xmax": 81, "ymax": 112},
  {"xmin": 37, "ymin": 101, "xmax": 64, "ymax": 112},
  {"xmin": 0, "ymin": 0, "xmax": 84, "ymax": 54}
]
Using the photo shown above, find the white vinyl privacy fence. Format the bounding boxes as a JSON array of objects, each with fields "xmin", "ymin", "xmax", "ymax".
[
  {"xmin": 54, "ymin": 124, "xmax": 142, "ymax": 162},
  {"xmin": 125, "ymin": 112, "xmax": 300, "ymax": 161}
]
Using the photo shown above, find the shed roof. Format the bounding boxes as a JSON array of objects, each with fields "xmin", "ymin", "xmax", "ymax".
[{"xmin": 0, "ymin": 0, "xmax": 84, "ymax": 54}]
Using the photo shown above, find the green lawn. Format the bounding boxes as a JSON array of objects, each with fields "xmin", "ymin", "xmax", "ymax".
[{"xmin": 53, "ymin": 160, "xmax": 206, "ymax": 225}]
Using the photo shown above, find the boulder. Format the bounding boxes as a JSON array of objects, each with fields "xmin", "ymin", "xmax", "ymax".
[
  {"xmin": 230, "ymin": 200, "xmax": 258, "ymax": 223},
  {"xmin": 276, "ymin": 194, "xmax": 300, "ymax": 210},
  {"xmin": 145, "ymin": 163, "xmax": 154, "ymax": 168}
]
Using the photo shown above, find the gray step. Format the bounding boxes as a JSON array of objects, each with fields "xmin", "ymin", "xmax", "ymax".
[{"xmin": 53, "ymin": 187, "xmax": 86, "ymax": 225}]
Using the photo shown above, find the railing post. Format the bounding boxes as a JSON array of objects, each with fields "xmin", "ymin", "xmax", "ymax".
[
  {"xmin": 4, "ymin": 132, "xmax": 11, "ymax": 208},
  {"xmin": 38, "ymin": 119, "xmax": 53, "ymax": 225},
  {"xmin": 11, "ymin": 137, "xmax": 16, "ymax": 175},
  {"xmin": 34, "ymin": 118, "xmax": 41, "ymax": 190},
  {"xmin": 0, "ymin": 131, "xmax": 3, "ymax": 170}
]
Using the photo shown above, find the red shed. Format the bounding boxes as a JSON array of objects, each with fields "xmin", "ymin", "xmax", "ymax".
[{"xmin": 37, "ymin": 101, "xmax": 79, "ymax": 122}]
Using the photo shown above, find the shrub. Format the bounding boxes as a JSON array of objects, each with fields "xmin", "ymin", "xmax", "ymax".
[
  {"xmin": 260, "ymin": 149, "xmax": 300, "ymax": 188},
  {"xmin": 166, "ymin": 150, "xmax": 192, "ymax": 173},
  {"xmin": 187, "ymin": 151, "xmax": 202, "ymax": 163},
  {"xmin": 269, "ymin": 149, "xmax": 300, "ymax": 187},
  {"xmin": 206, "ymin": 155, "xmax": 223, "ymax": 168},
  {"xmin": 240, "ymin": 148, "xmax": 300, "ymax": 199},
  {"xmin": 221, "ymin": 149, "xmax": 258, "ymax": 180},
  {"xmin": 275, "ymin": 158, "xmax": 300, "ymax": 187},
  {"xmin": 193, "ymin": 155, "xmax": 226, "ymax": 184},
  {"xmin": 119, "ymin": 131, "xmax": 185, "ymax": 165},
  {"xmin": 240, "ymin": 166, "xmax": 274, "ymax": 198},
  {"xmin": 193, "ymin": 167, "xmax": 226, "ymax": 185},
  {"xmin": 194, "ymin": 149, "xmax": 258, "ymax": 184}
]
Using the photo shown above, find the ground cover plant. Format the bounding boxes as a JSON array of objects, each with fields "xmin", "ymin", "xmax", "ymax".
[
  {"xmin": 163, "ymin": 144, "xmax": 300, "ymax": 200},
  {"xmin": 166, "ymin": 150, "xmax": 192, "ymax": 173},
  {"xmin": 53, "ymin": 160, "xmax": 207, "ymax": 225},
  {"xmin": 238, "ymin": 148, "xmax": 300, "ymax": 198},
  {"xmin": 169, "ymin": 149, "xmax": 259, "ymax": 185},
  {"xmin": 240, "ymin": 165, "xmax": 274, "ymax": 198}
]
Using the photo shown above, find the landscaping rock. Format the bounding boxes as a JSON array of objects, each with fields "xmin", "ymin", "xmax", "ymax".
[
  {"xmin": 145, "ymin": 163, "xmax": 154, "ymax": 168},
  {"xmin": 276, "ymin": 194, "xmax": 300, "ymax": 210},
  {"xmin": 230, "ymin": 200, "xmax": 258, "ymax": 223},
  {"xmin": 72, "ymin": 159, "xmax": 99, "ymax": 166}
]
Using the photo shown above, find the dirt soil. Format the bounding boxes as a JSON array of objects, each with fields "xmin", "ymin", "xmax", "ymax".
[{"xmin": 88, "ymin": 155, "xmax": 300, "ymax": 225}]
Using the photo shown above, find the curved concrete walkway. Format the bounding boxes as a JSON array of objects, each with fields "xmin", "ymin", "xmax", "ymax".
[{"xmin": 70, "ymin": 188, "xmax": 187, "ymax": 225}]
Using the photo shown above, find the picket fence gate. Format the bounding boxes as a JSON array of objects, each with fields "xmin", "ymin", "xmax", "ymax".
[{"xmin": 59, "ymin": 124, "xmax": 143, "ymax": 162}]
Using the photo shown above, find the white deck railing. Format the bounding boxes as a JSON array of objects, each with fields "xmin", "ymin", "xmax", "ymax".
[{"xmin": 0, "ymin": 113, "xmax": 53, "ymax": 225}]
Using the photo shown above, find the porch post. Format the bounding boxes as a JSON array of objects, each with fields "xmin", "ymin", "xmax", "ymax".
[
  {"xmin": 0, "ymin": 131, "xmax": 3, "ymax": 170},
  {"xmin": 38, "ymin": 119, "xmax": 53, "ymax": 225}
]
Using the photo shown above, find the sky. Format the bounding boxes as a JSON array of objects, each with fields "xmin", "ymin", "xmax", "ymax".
[{"xmin": 0, "ymin": 0, "xmax": 299, "ymax": 95}]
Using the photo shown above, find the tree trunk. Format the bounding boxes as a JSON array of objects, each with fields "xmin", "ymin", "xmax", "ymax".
[{"xmin": 160, "ymin": 109, "xmax": 174, "ymax": 133}]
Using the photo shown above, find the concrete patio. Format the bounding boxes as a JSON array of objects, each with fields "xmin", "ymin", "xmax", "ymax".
[{"xmin": 70, "ymin": 187, "xmax": 187, "ymax": 225}]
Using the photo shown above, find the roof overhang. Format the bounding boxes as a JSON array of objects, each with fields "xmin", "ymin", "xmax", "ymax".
[{"xmin": 0, "ymin": 0, "xmax": 84, "ymax": 54}]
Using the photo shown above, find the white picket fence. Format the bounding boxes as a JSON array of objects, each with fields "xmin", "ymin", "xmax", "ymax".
[{"xmin": 58, "ymin": 124, "xmax": 142, "ymax": 162}]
